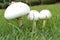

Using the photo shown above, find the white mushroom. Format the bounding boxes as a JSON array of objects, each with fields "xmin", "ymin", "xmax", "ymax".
[
  {"xmin": 39, "ymin": 10, "xmax": 52, "ymax": 28},
  {"xmin": 28, "ymin": 10, "xmax": 40, "ymax": 30},
  {"xmin": 4, "ymin": 2, "xmax": 30, "ymax": 26}
]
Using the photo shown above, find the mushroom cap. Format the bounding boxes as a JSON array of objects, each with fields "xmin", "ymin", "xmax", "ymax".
[
  {"xmin": 39, "ymin": 10, "xmax": 52, "ymax": 19},
  {"xmin": 28, "ymin": 10, "xmax": 40, "ymax": 20},
  {"xmin": 4, "ymin": 2, "xmax": 30, "ymax": 19}
]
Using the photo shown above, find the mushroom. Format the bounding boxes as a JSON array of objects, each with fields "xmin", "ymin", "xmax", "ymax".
[
  {"xmin": 27, "ymin": 10, "xmax": 40, "ymax": 30},
  {"xmin": 4, "ymin": 2, "xmax": 30, "ymax": 26},
  {"xmin": 39, "ymin": 10, "xmax": 52, "ymax": 28}
]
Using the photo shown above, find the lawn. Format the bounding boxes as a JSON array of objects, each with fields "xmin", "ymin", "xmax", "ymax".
[{"xmin": 0, "ymin": 4, "xmax": 60, "ymax": 40}]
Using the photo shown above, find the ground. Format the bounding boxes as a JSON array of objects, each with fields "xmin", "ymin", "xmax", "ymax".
[{"xmin": 0, "ymin": 4, "xmax": 60, "ymax": 40}]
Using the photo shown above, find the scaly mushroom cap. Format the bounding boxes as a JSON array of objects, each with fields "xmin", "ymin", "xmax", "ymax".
[
  {"xmin": 39, "ymin": 10, "xmax": 52, "ymax": 19},
  {"xmin": 28, "ymin": 10, "xmax": 40, "ymax": 20},
  {"xmin": 4, "ymin": 2, "xmax": 30, "ymax": 19}
]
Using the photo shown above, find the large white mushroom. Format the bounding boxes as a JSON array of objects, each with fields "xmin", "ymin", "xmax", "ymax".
[
  {"xmin": 28, "ymin": 10, "xmax": 40, "ymax": 30},
  {"xmin": 4, "ymin": 2, "xmax": 30, "ymax": 26},
  {"xmin": 39, "ymin": 10, "xmax": 52, "ymax": 28}
]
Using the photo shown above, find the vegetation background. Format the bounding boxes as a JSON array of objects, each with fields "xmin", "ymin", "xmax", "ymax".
[{"xmin": 0, "ymin": 0, "xmax": 56, "ymax": 9}]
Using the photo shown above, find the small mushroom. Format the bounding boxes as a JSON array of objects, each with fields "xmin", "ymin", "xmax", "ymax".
[
  {"xmin": 39, "ymin": 10, "xmax": 52, "ymax": 28},
  {"xmin": 28, "ymin": 10, "xmax": 40, "ymax": 30},
  {"xmin": 4, "ymin": 2, "xmax": 30, "ymax": 26}
]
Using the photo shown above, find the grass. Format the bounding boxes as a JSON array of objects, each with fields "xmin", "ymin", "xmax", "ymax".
[{"xmin": 0, "ymin": 4, "xmax": 60, "ymax": 40}]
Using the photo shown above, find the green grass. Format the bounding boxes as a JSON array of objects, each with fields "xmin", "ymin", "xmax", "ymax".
[{"xmin": 0, "ymin": 4, "xmax": 60, "ymax": 40}]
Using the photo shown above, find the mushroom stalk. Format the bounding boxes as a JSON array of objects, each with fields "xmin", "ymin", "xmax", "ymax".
[
  {"xmin": 42, "ymin": 19, "xmax": 46, "ymax": 28},
  {"xmin": 33, "ymin": 20, "xmax": 36, "ymax": 31},
  {"xmin": 18, "ymin": 17, "xmax": 23, "ymax": 26}
]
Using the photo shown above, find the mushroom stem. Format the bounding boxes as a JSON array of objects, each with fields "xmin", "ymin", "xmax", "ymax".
[
  {"xmin": 42, "ymin": 19, "xmax": 46, "ymax": 28},
  {"xmin": 33, "ymin": 21, "xmax": 36, "ymax": 31},
  {"xmin": 18, "ymin": 17, "xmax": 23, "ymax": 26}
]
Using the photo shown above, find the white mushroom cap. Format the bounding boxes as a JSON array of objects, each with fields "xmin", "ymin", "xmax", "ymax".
[
  {"xmin": 39, "ymin": 10, "xmax": 52, "ymax": 19},
  {"xmin": 4, "ymin": 2, "xmax": 30, "ymax": 19},
  {"xmin": 28, "ymin": 10, "xmax": 40, "ymax": 20}
]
